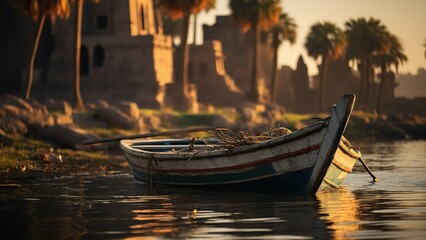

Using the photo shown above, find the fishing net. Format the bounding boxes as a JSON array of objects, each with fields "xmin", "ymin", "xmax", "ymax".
[{"xmin": 188, "ymin": 127, "xmax": 293, "ymax": 151}]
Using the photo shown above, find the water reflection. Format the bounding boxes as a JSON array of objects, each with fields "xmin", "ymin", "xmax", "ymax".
[
  {"xmin": 1, "ymin": 141, "xmax": 425, "ymax": 239},
  {"xmin": 2, "ymin": 176, "xmax": 357, "ymax": 239},
  {"xmin": 113, "ymin": 185, "xmax": 364, "ymax": 239},
  {"xmin": 129, "ymin": 197, "xmax": 181, "ymax": 236},
  {"xmin": 120, "ymin": 185, "xmax": 364, "ymax": 240},
  {"xmin": 317, "ymin": 188, "xmax": 360, "ymax": 240},
  {"xmin": 1, "ymin": 173, "xmax": 425, "ymax": 240},
  {"xmin": 352, "ymin": 140, "xmax": 426, "ymax": 172},
  {"xmin": 0, "ymin": 179, "xmax": 91, "ymax": 239}
]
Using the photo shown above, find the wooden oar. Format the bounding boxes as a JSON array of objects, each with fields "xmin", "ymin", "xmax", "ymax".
[
  {"xmin": 81, "ymin": 126, "xmax": 226, "ymax": 145},
  {"xmin": 359, "ymin": 156, "xmax": 379, "ymax": 182}
]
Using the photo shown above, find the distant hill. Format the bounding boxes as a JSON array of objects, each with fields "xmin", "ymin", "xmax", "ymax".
[{"xmin": 395, "ymin": 68, "xmax": 426, "ymax": 99}]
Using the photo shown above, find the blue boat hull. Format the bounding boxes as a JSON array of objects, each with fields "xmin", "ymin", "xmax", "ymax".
[{"xmin": 129, "ymin": 163, "xmax": 314, "ymax": 192}]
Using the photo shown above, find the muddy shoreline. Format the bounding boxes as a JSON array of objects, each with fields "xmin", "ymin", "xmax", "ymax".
[{"xmin": 0, "ymin": 138, "xmax": 129, "ymax": 183}]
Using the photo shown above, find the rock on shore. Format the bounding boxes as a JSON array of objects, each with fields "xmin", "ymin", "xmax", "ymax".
[{"xmin": 0, "ymin": 96, "xmax": 144, "ymax": 149}]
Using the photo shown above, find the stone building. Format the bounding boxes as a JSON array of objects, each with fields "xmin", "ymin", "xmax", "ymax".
[
  {"xmin": 188, "ymin": 41, "xmax": 244, "ymax": 107},
  {"xmin": 44, "ymin": 0, "xmax": 173, "ymax": 108},
  {"xmin": 203, "ymin": 15, "xmax": 274, "ymax": 101},
  {"xmin": 275, "ymin": 56, "xmax": 316, "ymax": 113},
  {"xmin": 274, "ymin": 65, "xmax": 295, "ymax": 109},
  {"xmin": 322, "ymin": 57, "xmax": 360, "ymax": 109}
]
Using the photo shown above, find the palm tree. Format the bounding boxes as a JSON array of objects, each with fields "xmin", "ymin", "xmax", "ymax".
[
  {"xmin": 19, "ymin": 0, "xmax": 70, "ymax": 100},
  {"xmin": 269, "ymin": 12, "xmax": 296, "ymax": 103},
  {"xmin": 72, "ymin": 0, "xmax": 99, "ymax": 110},
  {"xmin": 345, "ymin": 17, "xmax": 390, "ymax": 108},
  {"xmin": 229, "ymin": 0, "xmax": 281, "ymax": 103},
  {"xmin": 159, "ymin": 0, "xmax": 215, "ymax": 111},
  {"xmin": 73, "ymin": 0, "xmax": 84, "ymax": 110},
  {"xmin": 373, "ymin": 33, "xmax": 407, "ymax": 114},
  {"xmin": 305, "ymin": 21, "xmax": 346, "ymax": 112}
]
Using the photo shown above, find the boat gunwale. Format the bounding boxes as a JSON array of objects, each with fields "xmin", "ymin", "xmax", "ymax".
[{"xmin": 120, "ymin": 120, "xmax": 328, "ymax": 160}]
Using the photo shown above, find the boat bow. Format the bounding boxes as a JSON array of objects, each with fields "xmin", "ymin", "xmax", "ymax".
[{"xmin": 306, "ymin": 94, "xmax": 356, "ymax": 194}]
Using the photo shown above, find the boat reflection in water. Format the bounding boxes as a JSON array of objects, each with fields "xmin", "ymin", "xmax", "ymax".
[
  {"xmin": 1, "ymin": 177, "xmax": 364, "ymax": 240},
  {"xmin": 128, "ymin": 196, "xmax": 181, "ymax": 236},
  {"xmin": 124, "ymin": 186, "xmax": 362, "ymax": 239},
  {"xmin": 317, "ymin": 187, "xmax": 361, "ymax": 240}
]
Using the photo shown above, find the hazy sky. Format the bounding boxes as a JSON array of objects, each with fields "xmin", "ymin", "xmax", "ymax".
[{"xmin": 193, "ymin": 0, "xmax": 426, "ymax": 76}]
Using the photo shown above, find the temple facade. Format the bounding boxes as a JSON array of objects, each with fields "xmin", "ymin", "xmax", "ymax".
[
  {"xmin": 188, "ymin": 41, "xmax": 244, "ymax": 106},
  {"xmin": 45, "ymin": 0, "xmax": 173, "ymax": 108},
  {"xmin": 203, "ymin": 16, "xmax": 274, "ymax": 102}
]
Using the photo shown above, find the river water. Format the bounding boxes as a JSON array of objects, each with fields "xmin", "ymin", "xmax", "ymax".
[{"xmin": 1, "ymin": 140, "xmax": 425, "ymax": 240}]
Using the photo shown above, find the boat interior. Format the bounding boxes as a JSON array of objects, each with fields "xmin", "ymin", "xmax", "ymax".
[{"xmin": 126, "ymin": 138, "xmax": 223, "ymax": 152}]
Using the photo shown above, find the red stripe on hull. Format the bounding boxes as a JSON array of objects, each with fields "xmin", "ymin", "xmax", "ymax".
[{"xmin": 137, "ymin": 144, "xmax": 321, "ymax": 174}]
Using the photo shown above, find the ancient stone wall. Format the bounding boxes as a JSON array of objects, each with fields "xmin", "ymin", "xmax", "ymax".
[
  {"xmin": 41, "ymin": 0, "xmax": 172, "ymax": 108},
  {"xmin": 188, "ymin": 41, "xmax": 244, "ymax": 107},
  {"xmin": 203, "ymin": 16, "xmax": 273, "ymax": 97}
]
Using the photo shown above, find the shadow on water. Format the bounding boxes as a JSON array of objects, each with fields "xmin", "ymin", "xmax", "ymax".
[{"xmin": 1, "ymin": 140, "xmax": 425, "ymax": 239}]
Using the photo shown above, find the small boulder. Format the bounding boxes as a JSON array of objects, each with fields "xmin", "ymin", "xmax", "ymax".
[
  {"xmin": 30, "ymin": 124, "xmax": 99, "ymax": 149},
  {"xmin": 95, "ymin": 106, "xmax": 140, "ymax": 129},
  {"xmin": 27, "ymin": 99, "xmax": 49, "ymax": 115},
  {"xmin": 0, "ymin": 117, "xmax": 27, "ymax": 137},
  {"xmin": 96, "ymin": 100, "xmax": 110, "ymax": 108},
  {"xmin": 1, "ymin": 104, "xmax": 22, "ymax": 116},
  {"xmin": 117, "ymin": 101, "xmax": 140, "ymax": 120},
  {"xmin": 0, "ymin": 108, "xmax": 6, "ymax": 118},
  {"xmin": 44, "ymin": 99, "xmax": 73, "ymax": 116},
  {"xmin": 236, "ymin": 103, "xmax": 257, "ymax": 121},
  {"xmin": 142, "ymin": 115, "xmax": 162, "ymax": 130},
  {"xmin": 212, "ymin": 115, "xmax": 234, "ymax": 128},
  {"xmin": 53, "ymin": 115, "xmax": 74, "ymax": 125},
  {"xmin": 3, "ymin": 95, "xmax": 34, "ymax": 113},
  {"xmin": 72, "ymin": 111, "xmax": 106, "ymax": 128}
]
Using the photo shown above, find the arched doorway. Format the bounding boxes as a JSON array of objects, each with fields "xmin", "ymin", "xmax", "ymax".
[
  {"xmin": 93, "ymin": 44, "xmax": 105, "ymax": 68},
  {"xmin": 80, "ymin": 45, "xmax": 89, "ymax": 75}
]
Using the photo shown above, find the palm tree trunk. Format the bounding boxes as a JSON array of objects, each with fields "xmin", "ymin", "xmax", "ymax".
[
  {"xmin": 248, "ymin": 25, "xmax": 260, "ymax": 103},
  {"xmin": 193, "ymin": 14, "xmax": 197, "ymax": 44},
  {"xmin": 377, "ymin": 62, "xmax": 386, "ymax": 114},
  {"xmin": 357, "ymin": 62, "xmax": 364, "ymax": 106},
  {"xmin": 23, "ymin": 14, "xmax": 46, "ymax": 100},
  {"xmin": 270, "ymin": 43, "xmax": 279, "ymax": 103},
  {"xmin": 359, "ymin": 54, "xmax": 370, "ymax": 108},
  {"xmin": 169, "ymin": 12, "xmax": 192, "ymax": 111},
  {"xmin": 319, "ymin": 57, "xmax": 328, "ymax": 113},
  {"xmin": 364, "ymin": 54, "xmax": 372, "ymax": 109},
  {"xmin": 73, "ymin": 0, "xmax": 85, "ymax": 110},
  {"xmin": 176, "ymin": 13, "xmax": 190, "ymax": 96}
]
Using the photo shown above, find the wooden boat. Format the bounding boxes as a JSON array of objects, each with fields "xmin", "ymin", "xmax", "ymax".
[{"xmin": 120, "ymin": 94, "xmax": 362, "ymax": 194}]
